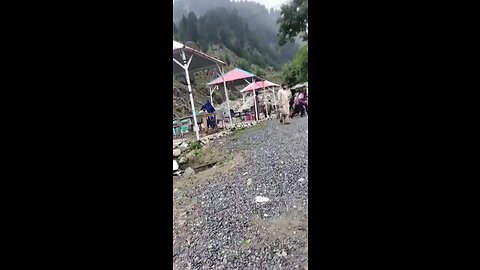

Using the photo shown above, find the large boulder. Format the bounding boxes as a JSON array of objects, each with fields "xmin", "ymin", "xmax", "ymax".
[
  {"xmin": 173, "ymin": 148, "xmax": 181, "ymax": 157},
  {"xmin": 184, "ymin": 167, "xmax": 195, "ymax": 177},
  {"xmin": 179, "ymin": 142, "xmax": 189, "ymax": 151}
]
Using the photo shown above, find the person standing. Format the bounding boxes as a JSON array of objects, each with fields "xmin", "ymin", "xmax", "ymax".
[
  {"xmin": 289, "ymin": 90, "xmax": 296, "ymax": 112},
  {"xmin": 200, "ymin": 100, "xmax": 216, "ymax": 129},
  {"xmin": 303, "ymin": 88, "xmax": 308, "ymax": 116},
  {"xmin": 277, "ymin": 84, "xmax": 291, "ymax": 124},
  {"xmin": 292, "ymin": 88, "xmax": 307, "ymax": 117}
]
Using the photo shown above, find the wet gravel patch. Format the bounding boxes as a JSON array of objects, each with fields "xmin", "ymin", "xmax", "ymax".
[{"xmin": 173, "ymin": 117, "xmax": 308, "ymax": 270}]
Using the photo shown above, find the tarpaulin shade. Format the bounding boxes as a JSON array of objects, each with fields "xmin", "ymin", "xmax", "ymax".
[
  {"xmin": 240, "ymin": 80, "xmax": 279, "ymax": 93},
  {"xmin": 207, "ymin": 68, "xmax": 258, "ymax": 86},
  {"xmin": 291, "ymin": 82, "xmax": 308, "ymax": 90},
  {"xmin": 173, "ymin": 41, "xmax": 225, "ymax": 76}
]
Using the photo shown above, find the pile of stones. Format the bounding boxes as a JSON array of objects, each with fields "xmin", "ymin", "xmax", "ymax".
[{"xmin": 173, "ymin": 140, "xmax": 192, "ymax": 177}]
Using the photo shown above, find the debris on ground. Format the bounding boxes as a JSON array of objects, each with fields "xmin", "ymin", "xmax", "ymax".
[{"xmin": 255, "ymin": 196, "xmax": 270, "ymax": 203}]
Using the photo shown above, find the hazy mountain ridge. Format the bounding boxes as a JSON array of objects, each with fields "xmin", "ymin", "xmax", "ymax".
[{"xmin": 173, "ymin": 0, "xmax": 294, "ymax": 118}]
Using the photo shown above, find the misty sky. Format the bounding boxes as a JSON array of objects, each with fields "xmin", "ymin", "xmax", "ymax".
[
  {"xmin": 173, "ymin": 0, "xmax": 292, "ymax": 10},
  {"xmin": 248, "ymin": 0, "xmax": 291, "ymax": 9}
]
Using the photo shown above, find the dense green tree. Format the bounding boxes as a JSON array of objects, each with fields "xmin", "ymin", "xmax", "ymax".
[
  {"xmin": 238, "ymin": 59, "xmax": 250, "ymax": 71},
  {"xmin": 255, "ymin": 67, "xmax": 266, "ymax": 78},
  {"xmin": 293, "ymin": 45, "xmax": 308, "ymax": 82},
  {"xmin": 277, "ymin": 0, "xmax": 308, "ymax": 45},
  {"xmin": 225, "ymin": 53, "xmax": 231, "ymax": 65},
  {"xmin": 186, "ymin": 12, "xmax": 199, "ymax": 42},
  {"xmin": 282, "ymin": 44, "xmax": 308, "ymax": 86},
  {"xmin": 282, "ymin": 62, "xmax": 298, "ymax": 87},
  {"xmin": 173, "ymin": 0, "xmax": 300, "ymax": 68},
  {"xmin": 177, "ymin": 15, "xmax": 189, "ymax": 41}
]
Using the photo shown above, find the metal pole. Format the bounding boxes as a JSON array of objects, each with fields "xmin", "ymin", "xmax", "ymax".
[
  {"xmin": 209, "ymin": 86, "xmax": 213, "ymax": 105},
  {"xmin": 273, "ymin": 86, "xmax": 278, "ymax": 117},
  {"xmin": 181, "ymin": 49, "xmax": 200, "ymax": 141},
  {"xmin": 263, "ymin": 82, "xmax": 268, "ymax": 119},
  {"xmin": 220, "ymin": 66, "xmax": 233, "ymax": 126},
  {"xmin": 252, "ymin": 78, "xmax": 259, "ymax": 122}
]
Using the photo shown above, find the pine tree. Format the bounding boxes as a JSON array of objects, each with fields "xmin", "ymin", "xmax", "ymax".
[{"xmin": 186, "ymin": 12, "xmax": 199, "ymax": 42}]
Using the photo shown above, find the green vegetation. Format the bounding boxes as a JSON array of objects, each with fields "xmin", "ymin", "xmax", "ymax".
[
  {"xmin": 282, "ymin": 45, "xmax": 308, "ymax": 86},
  {"xmin": 172, "ymin": 0, "xmax": 307, "ymax": 117},
  {"xmin": 174, "ymin": 9, "xmax": 278, "ymax": 69},
  {"xmin": 190, "ymin": 141, "xmax": 203, "ymax": 151},
  {"xmin": 277, "ymin": 0, "xmax": 308, "ymax": 86},
  {"xmin": 173, "ymin": 0, "xmax": 299, "ymax": 69},
  {"xmin": 277, "ymin": 0, "xmax": 308, "ymax": 46}
]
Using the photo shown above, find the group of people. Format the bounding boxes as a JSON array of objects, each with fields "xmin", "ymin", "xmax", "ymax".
[
  {"xmin": 253, "ymin": 94, "xmax": 274, "ymax": 120},
  {"xmin": 290, "ymin": 87, "xmax": 308, "ymax": 118},
  {"xmin": 277, "ymin": 84, "xmax": 308, "ymax": 124},
  {"xmin": 200, "ymin": 83, "xmax": 307, "ymax": 127}
]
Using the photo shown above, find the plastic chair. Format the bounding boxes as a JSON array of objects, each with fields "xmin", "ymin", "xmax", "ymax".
[
  {"xmin": 173, "ymin": 120, "xmax": 181, "ymax": 136},
  {"xmin": 181, "ymin": 119, "xmax": 190, "ymax": 133}
]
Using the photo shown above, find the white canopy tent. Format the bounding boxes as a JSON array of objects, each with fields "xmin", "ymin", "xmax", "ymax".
[
  {"xmin": 173, "ymin": 40, "xmax": 226, "ymax": 141},
  {"xmin": 240, "ymin": 80, "xmax": 280, "ymax": 119},
  {"xmin": 291, "ymin": 82, "xmax": 308, "ymax": 96},
  {"xmin": 303, "ymin": 82, "xmax": 308, "ymax": 95},
  {"xmin": 292, "ymin": 81, "xmax": 308, "ymax": 90}
]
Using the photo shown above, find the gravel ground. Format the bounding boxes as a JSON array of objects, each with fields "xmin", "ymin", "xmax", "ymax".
[{"xmin": 173, "ymin": 117, "xmax": 308, "ymax": 270}]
